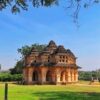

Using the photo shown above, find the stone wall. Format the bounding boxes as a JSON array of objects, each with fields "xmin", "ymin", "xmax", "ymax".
[{"xmin": 23, "ymin": 66, "xmax": 78, "ymax": 85}]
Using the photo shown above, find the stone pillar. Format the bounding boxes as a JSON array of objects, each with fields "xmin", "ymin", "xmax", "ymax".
[
  {"xmin": 52, "ymin": 71, "xmax": 56, "ymax": 83},
  {"xmin": 74, "ymin": 69, "xmax": 76, "ymax": 82},
  {"xmin": 41, "ymin": 68, "xmax": 47, "ymax": 84},
  {"xmin": 63, "ymin": 72, "xmax": 66, "ymax": 82},
  {"xmin": 65, "ymin": 70, "xmax": 68, "ymax": 82},
  {"xmin": 27, "ymin": 67, "xmax": 33, "ymax": 84},
  {"xmin": 23, "ymin": 68, "xmax": 27, "ymax": 82},
  {"xmin": 67, "ymin": 68, "xmax": 71, "ymax": 82},
  {"xmin": 73, "ymin": 69, "xmax": 78, "ymax": 82},
  {"xmin": 24, "ymin": 68, "xmax": 30, "ymax": 84},
  {"xmin": 72, "ymin": 69, "xmax": 75, "ymax": 82},
  {"xmin": 56, "ymin": 69, "xmax": 61, "ymax": 84},
  {"xmin": 75, "ymin": 70, "xmax": 78, "ymax": 82}
]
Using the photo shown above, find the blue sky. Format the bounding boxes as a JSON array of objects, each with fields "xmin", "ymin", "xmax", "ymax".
[{"xmin": 0, "ymin": 3, "xmax": 100, "ymax": 71}]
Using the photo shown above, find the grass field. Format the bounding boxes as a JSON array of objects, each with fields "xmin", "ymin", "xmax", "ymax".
[{"xmin": 0, "ymin": 82, "xmax": 100, "ymax": 100}]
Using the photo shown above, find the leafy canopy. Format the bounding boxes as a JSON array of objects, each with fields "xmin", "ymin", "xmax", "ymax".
[
  {"xmin": 18, "ymin": 43, "xmax": 46, "ymax": 57},
  {"xmin": 0, "ymin": 0, "xmax": 58, "ymax": 13},
  {"xmin": 9, "ymin": 43, "xmax": 46, "ymax": 74},
  {"xmin": 0, "ymin": 0, "xmax": 99, "ymax": 15}
]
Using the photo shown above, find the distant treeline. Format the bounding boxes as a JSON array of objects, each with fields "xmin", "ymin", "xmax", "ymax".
[{"xmin": 79, "ymin": 70, "xmax": 100, "ymax": 81}]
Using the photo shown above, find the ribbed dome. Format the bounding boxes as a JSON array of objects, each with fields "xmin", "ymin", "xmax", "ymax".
[
  {"xmin": 43, "ymin": 40, "xmax": 57, "ymax": 52},
  {"xmin": 48, "ymin": 40, "xmax": 57, "ymax": 48},
  {"xmin": 54, "ymin": 45, "xmax": 67, "ymax": 53},
  {"xmin": 66, "ymin": 49, "xmax": 75, "ymax": 58}
]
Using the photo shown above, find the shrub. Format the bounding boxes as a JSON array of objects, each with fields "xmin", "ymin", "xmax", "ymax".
[{"xmin": 0, "ymin": 72, "xmax": 22, "ymax": 82}]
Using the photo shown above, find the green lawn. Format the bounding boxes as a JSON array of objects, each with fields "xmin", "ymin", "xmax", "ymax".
[{"xmin": 0, "ymin": 82, "xmax": 100, "ymax": 100}]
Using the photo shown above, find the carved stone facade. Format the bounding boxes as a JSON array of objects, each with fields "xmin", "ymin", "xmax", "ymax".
[{"xmin": 23, "ymin": 41, "xmax": 80, "ymax": 85}]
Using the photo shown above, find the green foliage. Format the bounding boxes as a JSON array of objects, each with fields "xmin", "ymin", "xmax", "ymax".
[
  {"xmin": 0, "ymin": 0, "xmax": 99, "ymax": 23},
  {"xmin": 18, "ymin": 43, "xmax": 46, "ymax": 57},
  {"xmin": 10, "ymin": 43, "xmax": 46, "ymax": 74},
  {"xmin": 79, "ymin": 70, "xmax": 100, "ymax": 81},
  {"xmin": 79, "ymin": 71, "xmax": 92, "ymax": 81},
  {"xmin": 0, "ymin": 0, "xmax": 99, "ymax": 13},
  {"xmin": 0, "ymin": 0, "xmax": 58, "ymax": 13},
  {"xmin": 31, "ymin": 43, "xmax": 47, "ymax": 52},
  {"xmin": 10, "ymin": 60, "xmax": 24, "ymax": 74},
  {"xmin": 18, "ymin": 45, "xmax": 32, "ymax": 57},
  {"xmin": 0, "ymin": 72, "xmax": 22, "ymax": 82}
]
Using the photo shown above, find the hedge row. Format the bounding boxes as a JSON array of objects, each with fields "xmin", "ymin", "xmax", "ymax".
[{"xmin": 0, "ymin": 73, "xmax": 22, "ymax": 82}]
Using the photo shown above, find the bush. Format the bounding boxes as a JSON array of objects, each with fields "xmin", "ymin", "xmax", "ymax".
[
  {"xmin": 79, "ymin": 71, "xmax": 92, "ymax": 81},
  {"xmin": 0, "ymin": 72, "xmax": 22, "ymax": 82}
]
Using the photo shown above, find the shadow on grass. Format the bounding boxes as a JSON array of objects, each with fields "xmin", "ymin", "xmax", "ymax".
[{"xmin": 32, "ymin": 91, "xmax": 100, "ymax": 100}]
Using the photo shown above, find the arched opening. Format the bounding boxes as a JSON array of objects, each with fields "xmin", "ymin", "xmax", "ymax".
[
  {"xmin": 46, "ymin": 71, "xmax": 52, "ymax": 82},
  {"xmin": 32, "ymin": 71, "xmax": 38, "ymax": 81},
  {"xmin": 60, "ymin": 71, "xmax": 66, "ymax": 82}
]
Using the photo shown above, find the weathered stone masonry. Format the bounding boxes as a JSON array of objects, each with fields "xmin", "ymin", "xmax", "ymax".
[{"xmin": 23, "ymin": 40, "xmax": 80, "ymax": 85}]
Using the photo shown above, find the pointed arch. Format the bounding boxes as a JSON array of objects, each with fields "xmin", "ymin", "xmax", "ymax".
[
  {"xmin": 60, "ymin": 71, "xmax": 66, "ymax": 82},
  {"xmin": 46, "ymin": 70, "xmax": 52, "ymax": 82},
  {"xmin": 32, "ymin": 71, "xmax": 38, "ymax": 81}
]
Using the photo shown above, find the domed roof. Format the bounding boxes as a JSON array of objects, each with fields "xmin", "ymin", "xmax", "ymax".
[
  {"xmin": 43, "ymin": 40, "xmax": 57, "ymax": 52},
  {"xmin": 48, "ymin": 40, "xmax": 57, "ymax": 48},
  {"xmin": 54, "ymin": 45, "xmax": 67, "ymax": 53},
  {"xmin": 66, "ymin": 49, "xmax": 75, "ymax": 58}
]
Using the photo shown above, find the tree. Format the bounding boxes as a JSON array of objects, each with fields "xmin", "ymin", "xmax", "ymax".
[
  {"xmin": 79, "ymin": 71, "xmax": 92, "ymax": 81},
  {"xmin": 79, "ymin": 70, "xmax": 100, "ymax": 81},
  {"xmin": 18, "ymin": 43, "xmax": 46, "ymax": 57},
  {"xmin": 0, "ymin": 0, "xmax": 99, "ymax": 21},
  {"xmin": 0, "ymin": 71, "xmax": 22, "ymax": 82},
  {"xmin": 10, "ymin": 60, "xmax": 24, "ymax": 74},
  {"xmin": 10, "ymin": 43, "xmax": 46, "ymax": 74},
  {"xmin": 0, "ymin": 0, "xmax": 58, "ymax": 13}
]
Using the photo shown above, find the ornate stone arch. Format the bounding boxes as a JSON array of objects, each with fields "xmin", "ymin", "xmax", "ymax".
[
  {"xmin": 46, "ymin": 70, "xmax": 52, "ymax": 82},
  {"xmin": 32, "ymin": 70, "xmax": 38, "ymax": 81}
]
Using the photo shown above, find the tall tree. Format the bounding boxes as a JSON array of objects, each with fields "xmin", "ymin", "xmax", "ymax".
[
  {"xmin": 10, "ymin": 60, "xmax": 24, "ymax": 74},
  {"xmin": 10, "ymin": 43, "xmax": 46, "ymax": 74}
]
